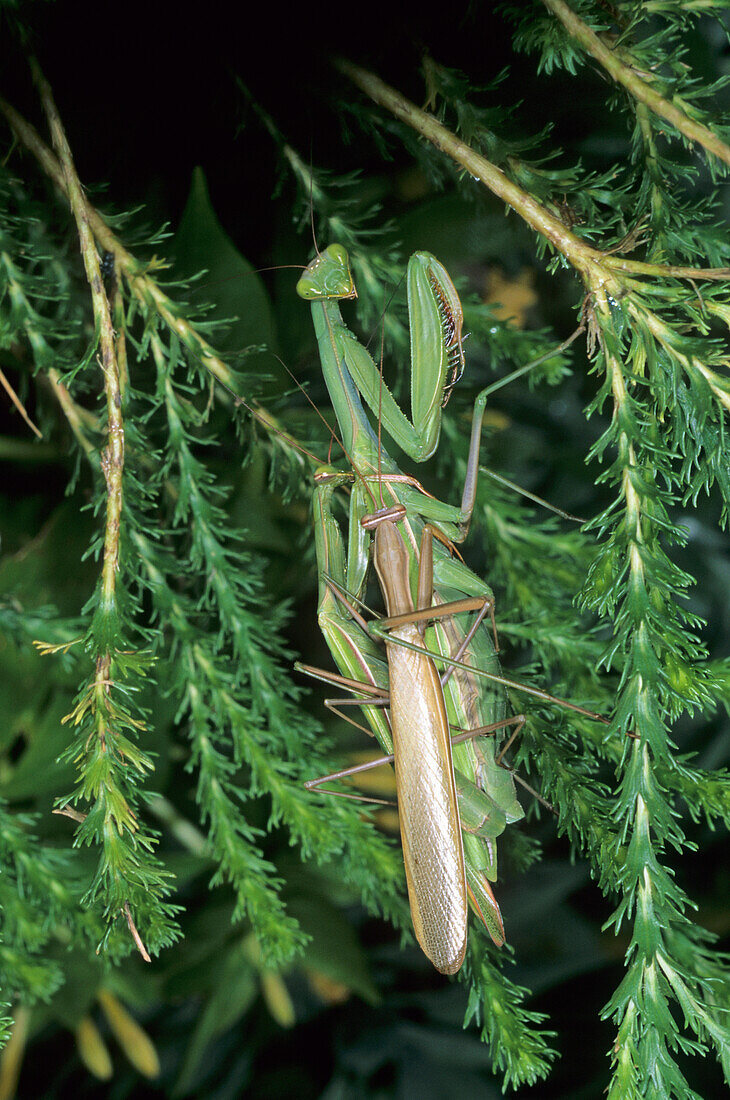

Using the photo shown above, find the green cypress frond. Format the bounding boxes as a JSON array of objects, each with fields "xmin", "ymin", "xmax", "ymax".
[
  {"xmin": 332, "ymin": 17, "xmax": 730, "ymax": 1092},
  {"xmin": 2, "ymin": 9, "xmax": 730, "ymax": 1093},
  {"xmin": 0, "ymin": 802, "xmax": 87, "ymax": 1004}
]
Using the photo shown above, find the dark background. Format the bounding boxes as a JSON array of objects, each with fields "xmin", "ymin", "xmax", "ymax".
[{"xmin": 1, "ymin": 2, "xmax": 602, "ymax": 260}]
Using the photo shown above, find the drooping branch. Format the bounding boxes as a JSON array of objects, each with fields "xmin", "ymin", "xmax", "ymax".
[{"xmin": 542, "ymin": 0, "xmax": 730, "ymax": 169}]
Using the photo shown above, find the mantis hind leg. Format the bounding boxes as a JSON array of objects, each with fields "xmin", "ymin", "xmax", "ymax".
[{"xmin": 302, "ymin": 709, "xmax": 531, "ymax": 806}]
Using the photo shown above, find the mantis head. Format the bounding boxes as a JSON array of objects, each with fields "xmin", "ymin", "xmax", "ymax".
[{"xmin": 296, "ymin": 244, "xmax": 357, "ymax": 301}]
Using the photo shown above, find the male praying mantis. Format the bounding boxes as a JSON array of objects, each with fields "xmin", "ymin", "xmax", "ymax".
[{"xmin": 294, "ymin": 244, "xmax": 599, "ymax": 973}]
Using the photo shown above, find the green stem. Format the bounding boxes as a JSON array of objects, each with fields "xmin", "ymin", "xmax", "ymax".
[
  {"xmin": 0, "ymin": 94, "xmax": 243, "ymax": 397},
  {"xmin": 33, "ymin": 58, "xmax": 125, "ymax": 648},
  {"xmin": 335, "ymin": 59, "xmax": 602, "ymax": 278},
  {"xmin": 543, "ymin": 0, "xmax": 730, "ymax": 169},
  {"xmin": 336, "ymin": 59, "xmax": 730, "ymax": 287}
]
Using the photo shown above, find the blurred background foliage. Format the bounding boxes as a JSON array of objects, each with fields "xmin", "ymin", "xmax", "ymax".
[{"xmin": 0, "ymin": 1, "xmax": 729, "ymax": 1097}]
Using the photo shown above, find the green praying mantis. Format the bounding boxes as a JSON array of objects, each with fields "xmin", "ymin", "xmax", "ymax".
[{"xmin": 293, "ymin": 243, "xmax": 602, "ymax": 974}]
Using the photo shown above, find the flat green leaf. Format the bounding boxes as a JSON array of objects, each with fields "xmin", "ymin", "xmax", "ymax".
[
  {"xmin": 173, "ymin": 939, "xmax": 257, "ymax": 1096},
  {"xmin": 173, "ymin": 167, "xmax": 280, "ymax": 379}
]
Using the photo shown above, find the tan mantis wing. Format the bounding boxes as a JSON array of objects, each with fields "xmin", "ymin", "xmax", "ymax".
[{"xmin": 373, "ymin": 517, "xmax": 467, "ymax": 975}]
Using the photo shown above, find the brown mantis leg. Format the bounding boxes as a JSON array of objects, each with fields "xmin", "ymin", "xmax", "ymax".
[
  {"xmin": 303, "ymin": 715, "xmax": 528, "ymax": 804},
  {"xmin": 415, "ymin": 524, "xmax": 500, "ymax": 655},
  {"xmin": 303, "ymin": 702, "xmax": 552, "ymax": 811},
  {"xmin": 301, "ymin": 526, "xmax": 556, "ymax": 808}
]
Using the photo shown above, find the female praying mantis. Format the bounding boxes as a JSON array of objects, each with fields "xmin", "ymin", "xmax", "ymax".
[{"xmin": 294, "ymin": 244, "xmax": 598, "ymax": 973}]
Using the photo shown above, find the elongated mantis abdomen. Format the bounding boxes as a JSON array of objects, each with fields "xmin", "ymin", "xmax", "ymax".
[{"xmin": 373, "ymin": 518, "xmax": 467, "ymax": 974}]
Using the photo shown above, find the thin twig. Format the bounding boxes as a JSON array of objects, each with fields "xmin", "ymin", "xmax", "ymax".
[
  {"xmin": 336, "ymin": 60, "xmax": 730, "ymax": 285},
  {"xmin": 45, "ymin": 368, "xmax": 98, "ymax": 458},
  {"xmin": 123, "ymin": 902, "xmax": 152, "ymax": 963},
  {"xmin": 543, "ymin": 0, "xmax": 730, "ymax": 169},
  {"xmin": 0, "ymin": 365, "xmax": 42, "ymax": 437},
  {"xmin": 0, "ymin": 95, "xmax": 245, "ymax": 395},
  {"xmin": 53, "ymin": 809, "xmax": 153, "ymax": 963},
  {"xmin": 336, "ymin": 59, "xmax": 601, "ymax": 277},
  {"xmin": 31, "ymin": 59, "xmax": 155, "ymax": 966},
  {"xmin": 33, "ymin": 54, "xmax": 126, "ymax": 722},
  {"xmin": 52, "ymin": 806, "xmax": 87, "ymax": 824},
  {"xmin": 0, "ymin": 92, "xmax": 308, "ymax": 469}
]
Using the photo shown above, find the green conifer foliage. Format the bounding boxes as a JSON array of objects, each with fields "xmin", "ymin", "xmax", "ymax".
[{"xmin": 0, "ymin": 3, "xmax": 729, "ymax": 1096}]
